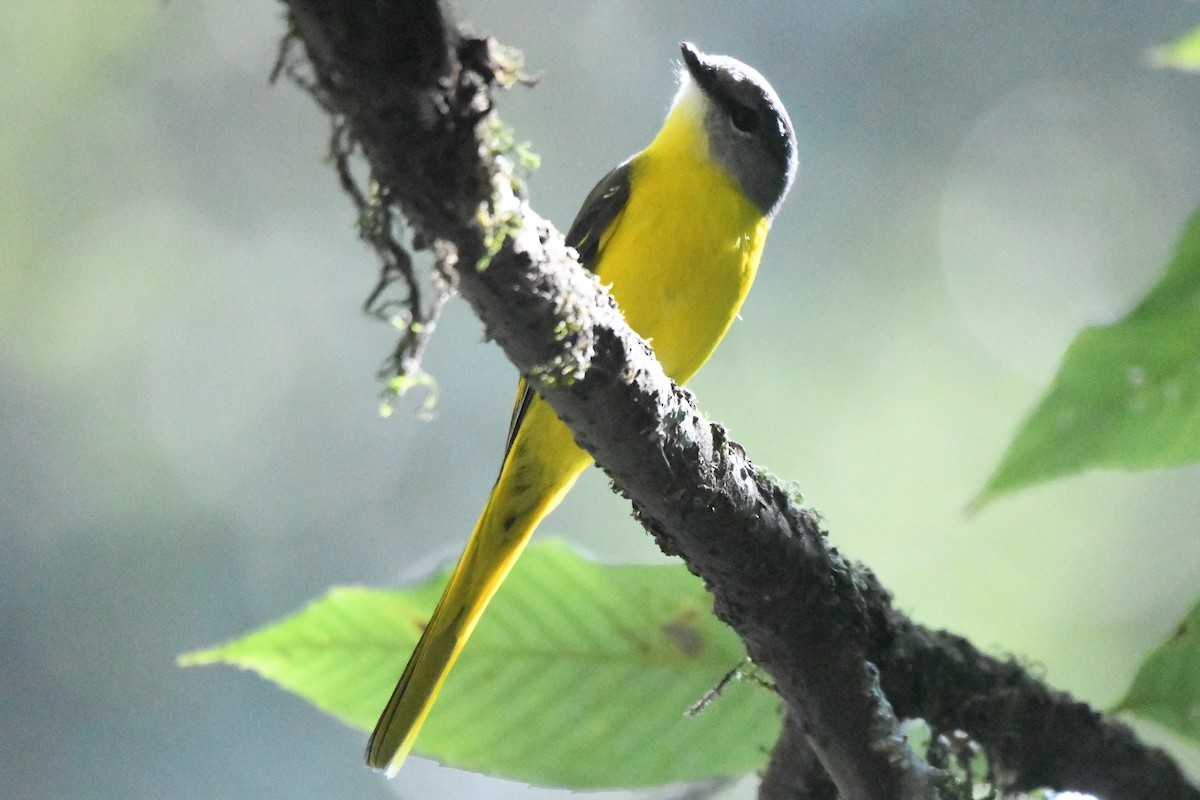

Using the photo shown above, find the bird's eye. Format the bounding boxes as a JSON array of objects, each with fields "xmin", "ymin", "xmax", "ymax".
[{"xmin": 729, "ymin": 103, "xmax": 759, "ymax": 133}]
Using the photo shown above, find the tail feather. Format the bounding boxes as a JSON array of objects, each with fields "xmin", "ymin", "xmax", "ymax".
[
  {"xmin": 365, "ymin": 502, "xmax": 526, "ymax": 774},
  {"xmin": 366, "ymin": 399, "xmax": 591, "ymax": 774}
]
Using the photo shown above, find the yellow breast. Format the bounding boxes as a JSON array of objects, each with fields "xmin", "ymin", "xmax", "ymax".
[{"xmin": 594, "ymin": 99, "xmax": 769, "ymax": 384}]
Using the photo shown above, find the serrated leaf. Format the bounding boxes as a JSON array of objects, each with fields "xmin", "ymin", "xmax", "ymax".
[
  {"xmin": 973, "ymin": 206, "xmax": 1200, "ymax": 508},
  {"xmin": 181, "ymin": 539, "xmax": 781, "ymax": 788},
  {"xmin": 1114, "ymin": 598, "xmax": 1200, "ymax": 742},
  {"xmin": 1149, "ymin": 25, "xmax": 1200, "ymax": 73}
]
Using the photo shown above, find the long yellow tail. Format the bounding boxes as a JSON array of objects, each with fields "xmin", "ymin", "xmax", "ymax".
[{"xmin": 365, "ymin": 395, "xmax": 591, "ymax": 774}]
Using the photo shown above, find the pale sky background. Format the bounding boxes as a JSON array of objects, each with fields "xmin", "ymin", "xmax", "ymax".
[{"xmin": 5, "ymin": 2, "xmax": 1200, "ymax": 799}]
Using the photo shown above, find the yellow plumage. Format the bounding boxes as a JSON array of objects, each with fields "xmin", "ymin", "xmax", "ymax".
[{"xmin": 367, "ymin": 48, "xmax": 784, "ymax": 775}]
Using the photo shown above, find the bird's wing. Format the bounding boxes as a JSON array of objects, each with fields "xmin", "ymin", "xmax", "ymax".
[{"xmin": 500, "ymin": 160, "xmax": 634, "ymax": 461}]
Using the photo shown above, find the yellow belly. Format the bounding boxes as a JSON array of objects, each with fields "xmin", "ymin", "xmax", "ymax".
[{"xmin": 597, "ymin": 146, "xmax": 769, "ymax": 383}]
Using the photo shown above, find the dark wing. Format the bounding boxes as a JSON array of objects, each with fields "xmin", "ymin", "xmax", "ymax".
[
  {"xmin": 499, "ymin": 161, "xmax": 634, "ymax": 464},
  {"xmin": 564, "ymin": 159, "xmax": 634, "ymax": 267}
]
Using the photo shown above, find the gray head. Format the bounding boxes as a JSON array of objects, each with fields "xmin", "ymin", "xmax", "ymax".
[{"xmin": 680, "ymin": 42, "xmax": 797, "ymax": 219}]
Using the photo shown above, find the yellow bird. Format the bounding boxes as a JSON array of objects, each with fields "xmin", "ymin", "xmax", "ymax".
[{"xmin": 367, "ymin": 42, "xmax": 797, "ymax": 775}]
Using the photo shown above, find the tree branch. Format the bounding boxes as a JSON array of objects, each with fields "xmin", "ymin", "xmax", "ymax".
[
  {"xmin": 864, "ymin": 575, "xmax": 1200, "ymax": 800},
  {"xmin": 275, "ymin": 2, "xmax": 1199, "ymax": 799},
  {"xmin": 760, "ymin": 711, "xmax": 840, "ymax": 800}
]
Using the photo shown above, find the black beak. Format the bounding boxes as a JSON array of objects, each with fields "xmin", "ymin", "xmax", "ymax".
[{"xmin": 680, "ymin": 42, "xmax": 718, "ymax": 93}]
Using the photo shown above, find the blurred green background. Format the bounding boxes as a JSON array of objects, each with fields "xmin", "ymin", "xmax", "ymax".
[{"xmin": 5, "ymin": 2, "xmax": 1200, "ymax": 798}]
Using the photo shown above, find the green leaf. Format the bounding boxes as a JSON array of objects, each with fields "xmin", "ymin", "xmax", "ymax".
[
  {"xmin": 181, "ymin": 539, "xmax": 781, "ymax": 788},
  {"xmin": 973, "ymin": 206, "xmax": 1200, "ymax": 508},
  {"xmin": 1149, "ymin": 25, "xmax": 1200, "ymax": 73},
  {"xmin": 1114, "ymin": 598, "xmax": 1200, "ymax": 742}
]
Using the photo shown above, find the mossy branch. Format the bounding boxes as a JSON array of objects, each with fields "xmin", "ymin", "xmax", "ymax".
[{"xmin": 274, "ymin": 2, "xmax": 1198, "ymax": 798}]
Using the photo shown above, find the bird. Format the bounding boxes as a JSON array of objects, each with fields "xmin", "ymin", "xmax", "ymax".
[{"xmin": 367, "ymin": 41, "xmax": 797, "ymax": 776}]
